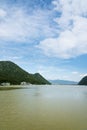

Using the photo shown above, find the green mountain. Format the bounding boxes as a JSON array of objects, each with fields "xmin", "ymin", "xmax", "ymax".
[
  {"xmin": 78, "ymin": 76, "xmax": 87, "ymax": 85},
  {"xmin": 0, "ymin": 61, "xmax": 51, "ymax": 85}
]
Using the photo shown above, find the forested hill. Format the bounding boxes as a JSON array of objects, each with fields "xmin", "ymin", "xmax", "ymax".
[
  {"xmin": 78, "ymin": 76, "xmax": 87, "ymax": 85},
  {"xmin": 0, "ymin": 61, "xmax": 51, "ymax": 85}
]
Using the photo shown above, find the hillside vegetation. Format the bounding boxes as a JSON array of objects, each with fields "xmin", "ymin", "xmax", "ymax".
[
  {"xmin": 78, "ymin": 76, "xmax": 87, "ymax": 85},
  {"xmin": 0, "ymin": 61, "xmax": 51, "ymax": 85}
]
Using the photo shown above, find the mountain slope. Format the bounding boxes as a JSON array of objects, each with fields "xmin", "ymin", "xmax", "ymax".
[
  {"xmin": 0, "ymin": 61, "xmax": 50, "ymax": 85},
  {"xmin": 78, "ymin": 76, "xmax": 87, "ymax": 85}
]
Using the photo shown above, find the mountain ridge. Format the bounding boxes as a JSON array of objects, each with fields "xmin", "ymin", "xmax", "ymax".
[
  {"xmin": 78, "ymin": 76, "xmax": 87, "ymax": 85},
  {"xmin": 49, "ymin": 79, "xmax": 77, "ymax": 85},
  {"xmin": 0, "ymin": 61, "xmax": 51, "ymax": 85}
]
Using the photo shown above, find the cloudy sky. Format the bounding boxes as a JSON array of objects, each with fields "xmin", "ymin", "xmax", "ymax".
[{"xmin": 0, "ymin": 0, "xmax": 87, "ymax": 81}]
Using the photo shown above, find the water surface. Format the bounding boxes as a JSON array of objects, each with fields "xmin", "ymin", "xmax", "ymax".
[{"xmin": 0, "ymin": 85, "xmax": 87, "ymax": 130}]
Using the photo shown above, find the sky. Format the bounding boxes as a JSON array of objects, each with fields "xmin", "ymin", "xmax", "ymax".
[{"xmin": 0, "ymin": 0, "xmax": 87, "ymax": 82}]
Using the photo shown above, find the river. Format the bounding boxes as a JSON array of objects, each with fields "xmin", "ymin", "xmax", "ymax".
[{"xmin": 0, "ymin": 85, "xmax": 87, "ymax": 130}]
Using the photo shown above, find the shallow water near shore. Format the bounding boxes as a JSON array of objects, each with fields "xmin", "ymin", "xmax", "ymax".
[{"xmin": 0, "ymin": 85, "xmax": 87, "ymax": 130}]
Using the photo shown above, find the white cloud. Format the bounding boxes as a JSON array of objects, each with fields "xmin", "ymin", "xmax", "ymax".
[
  {"xmin": 80, "ymin": 73, "xmax": 87, "ymax": 78},
  {"xmin": 0, "ymin": 9, "xmax": 7, "ymax": 17},
  {"xmin": 38, "ymin": 0, "xmax": 87, "ymax": 59},
  {"xmin": 0, "ymin": 7, "xmax": 56, "ymax": 43},
  {"xmin": 72, "ymin": 71, "xmax": 79, "ymax": 74}
]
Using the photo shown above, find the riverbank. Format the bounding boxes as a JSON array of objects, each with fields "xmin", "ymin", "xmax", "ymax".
[{"xmin": 0, "ymin": 86, "xmax": 29, "ymax": 90}]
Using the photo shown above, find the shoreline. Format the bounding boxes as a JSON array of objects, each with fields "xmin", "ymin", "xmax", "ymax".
[{"xmin": 0, "ymin": 85, "xmax": 29, "ymax": 90}]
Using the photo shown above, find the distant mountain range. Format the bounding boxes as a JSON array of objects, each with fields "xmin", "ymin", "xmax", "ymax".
[
  {"xmin": 78, "ymin": 76, "xmax": 87, "ymax": 85},
  {"xmin": 0, "ymin": 61, "xmax": 51, "ymax": 85},
  {"xmin": 49, "ymin": 79, "xmax": 77, "ymax": 85}
]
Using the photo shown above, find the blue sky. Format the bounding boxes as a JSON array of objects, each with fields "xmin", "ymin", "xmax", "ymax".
[{"xmin": 0, "ymin": 0, "xmax": 87, "ymax": 81}]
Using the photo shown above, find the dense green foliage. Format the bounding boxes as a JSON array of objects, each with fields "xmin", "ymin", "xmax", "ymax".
[
  {"xmin": 0, "ymin": 61, "xmax": 51, "ymax": 85},
  {"xmin": 78, "ymin": 76, "xmax": 87, "ymax": 85}
]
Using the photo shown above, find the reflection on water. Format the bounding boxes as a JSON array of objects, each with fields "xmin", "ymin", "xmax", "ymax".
[{"xmin": 0, "ymin": 85, "xmax": 87, "ymax": 130}]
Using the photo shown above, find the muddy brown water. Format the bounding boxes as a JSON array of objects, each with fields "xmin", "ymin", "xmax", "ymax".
[{"xmin": 0, "ymin": 85, "xmax": 87, "ymax": 130}]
